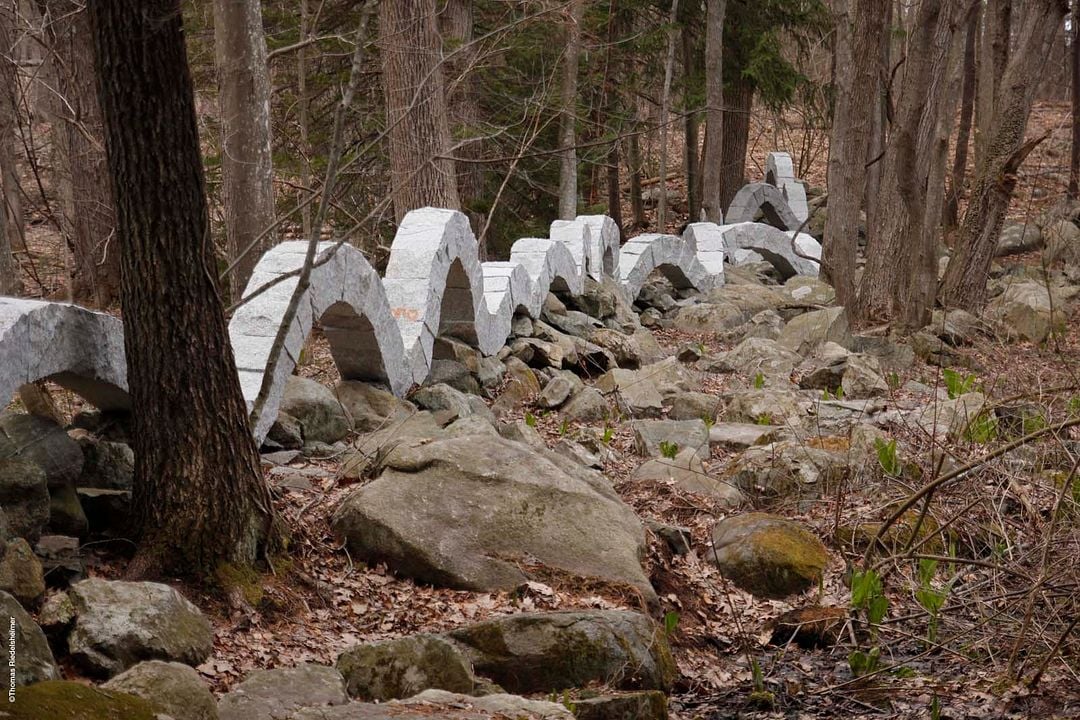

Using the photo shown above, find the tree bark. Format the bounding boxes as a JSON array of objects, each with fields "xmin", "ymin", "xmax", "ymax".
[
  {"xmin": 681, "ymin": 22, "xmax": 701, "ymax": 222},
  {"xmin": 700, "ymin": 0, "xmax": 725, "ymax": 222},
  {"xmin": 944, "ymin": 7, "xmax": 979, "ymax": 229},
  {"xmin": 821, "ymin": 0, "xmax": 887, "ymax": 309},
  {"xmin": 88, "ymin": 0, "xmax": 275, "ymax": 576},
  {"xmin": 1070, "ymin": 0, "xmax": 1080, "ymax": 199},
  {"xmin": 0, "ymin": 0, "xmax": 20, "ymax": 295},
  {"xmin": 940, "ymin": 0, "xmax": 1068, "ymax": 310},
  {"xmin": 656, "ymin": 0, "xmax": 681, "ymax": 231},
  {"xmin": 718, "ymin": 78, "xmax": 752, "ymax": 215},
  {"xmin": 628, "ymin": 123, "xmax": 645, "ymax": 228},
  {"xmin": 557, "ymin": 0, "xmax": 585, "ymax": 220},
  {"xmin": 863, "ymin": 0, "xmax": 891, "ymax": 234},
  {"xmin": 214, "ymin": 0, "xmax": 276, "ymax": 299},
  {"xmin": 441, "ymin": 0, "xmax": 483, "ymax": 213},
  {"xmin": 974, "ymin": 0, "xmax": 1012, "ymax": 167},
  {"xmin": 381, "ymin": 0, "xmax": 460, "ymax": 223},
  {"xmin": 40, "ymin": 1, "xmax": 119, "ymax": 306}
]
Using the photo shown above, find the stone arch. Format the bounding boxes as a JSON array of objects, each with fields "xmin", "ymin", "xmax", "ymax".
[
  {"xmin": 578, "ymin": 214, "xmax": 621, "ymax": 279},
  {"xmin": 719, "ymin": 223, "xmax": 820, "ymax": 279},
  {"xmin": 617, "ymin": 234, "xmax": 717, "ymax": 301},
  {"xmin": 0, "ymin": 298, "xmax": 129, "ymax": 411},
  {"xmin": 725, "ymin": 183, "xmax": 801, "ymax": 231},
  {"xmin": 509, "ymin": 237, "xmax": 583, "ymax": 311}
]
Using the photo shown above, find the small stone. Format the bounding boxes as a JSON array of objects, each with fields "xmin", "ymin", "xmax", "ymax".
[
  {"xmin": 710, "ymin": 513, "xmax": 828, "ymax": 599},
  {"xmin": 537, "ymin": 376, "xmax": 574, "ymax": 409}
]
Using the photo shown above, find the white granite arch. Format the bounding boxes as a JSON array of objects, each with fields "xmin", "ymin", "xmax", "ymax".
[
  {"xmin": 549, "ymin": 219, "xmax": 592, "ymax": 278},
  {"xmin": 508, "ymin": 237, "xmax": 583, "ymax": 310},
  {"xmin": 616, "ymin": 233, "xmax": 718, "ymax": 301},
  {"xmin": 726, "ymin": 182, "xmax": 802, "ymax": 231},
  {"xmin": 230, "ymin": 241, "xmax": 412, "ymax": 442},
  {"xmin": 682, "ymin": 222, "xmax": 726, "ymax": 284},
  {"xmin": 719, "ymin": 222, "xmax": 821, "ymax": 279},
  {"xmin": 0, "ymin": 297, "xmax": 129, "ymax": 411},
  {"xmin": 765, "ymin": 152, "xmax": 809, "ymax": 223}
]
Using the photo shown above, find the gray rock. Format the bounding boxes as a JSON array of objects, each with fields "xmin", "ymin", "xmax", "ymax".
[
  {"xmin": 498, "ymin": 419, "xmax": 546, "ymax": 449},
  {"xmin": 631, "ymin": 449, "xmax": 742, "ymax": 506},
  {"xmin": 708, "ymin": 337, "xmax": 801, "ymax": 381},
  {"xmin": 47, "ymin": 480, "xmax": 88, "ymax": 537},
  {"xmin": 841, "ymin": 354, "xmax": 888, "ymax": 399},
  {"xmin": 103, "ymin": 660, "xmax": 218, "ymax": 720},
  {"xmin": 783, "ymin": 276, "xmax": 836, "ymax": 306},
  {"xmin": 76, "ymin": 437, "xmax": 134, "ymax": 491},
  {"xmin": 572, "ymin": 691, "xmax": 669, "ymax": 720},
  {"xmin": 996, "ymin": 222, "xmax": 1043, "ymax": 257},
  {"xmin": 0, "ymin": 538, "xmax": 44, "ymax": 607},
  {"xmin": 76, "ymin": 487, "xmax": 131, "ymax": 537},
  {"xmin": 34, "ymin": 534, "xmax": 84, "ymax": 588},
  {"xmin": 778, "ymin": 307, "xmax": 851, "ymax": 355},
  {"xmin": 726, "ymin": 440, "xmax": 850, "ymax": 506},
  {"xmin": 446, "ymin": 610, "xmax": 675, "ymax": 693},
  {"xmin": 0, "ymin": 589, "xmax": 59, "ymax": 686},
  {"xmin": 724, "ymin": 309, "xmax": 785, "ymax": 343},
  {"xmin": 708, "ymin": 422, "xmax": 781, "ymax": 450},
  {"xmin": 412, "ymin": 383, "xmax": 475, "ymax": 421},
  {"xmin": 588, "ymin": 328, "xmax": 642, "ymax": 369},
  {"xmin": 560, "ymin": 387, "xmax": 609, "ymax": 422},
  {"xmin": 65, "ymin": 578, "xmax": 214, "ymax": 678},
  {"xmin": 336, "ymin": 634, "xmax": 476, "ymax": 701},
  {"xmin": 986, "ymin": 281, "xmax": 1075, "ymax": 343},
  {"xmin": 914, "ymin": 392, "xmax": 989, "ymax": 440},
  {"xmin": 425, "ymin": 359, "xmax": 481, "ymax": 395},
  {"xmin": 281, "ymin": 376, "xmax": 352, "ymax": 444},
  {"xmin": 0, "ymin": 458, "xmax": 49, "ymax": 542},
  {"xmin": 596, "ymin": 368, "xmax": 663, "ymax": 418},
  {"xmin": 646, "ymin": 520, "xmax": 693, "ymax": 555},
  {"xmin": 218, "ymin": 664, "xmax": 349, "ymax": 720},
  {"xmin": 631, "ymin": 419, "xmax": 709, "ymax": 459},
  {"xmin": 710, "ymin": 513, "xmax": 828, "ymax": 599},
  {"xmin": 722, "ymin": 389, "xmax": 810, "ymax": 427},
  {"xmin": 538, "ymin": 375, "xmax": 575, "ymax": 409},
  {"xmin": 266, "ymin": 412, "xmax": 304, "ymax": 450},
  {"xmin": 707, "ymin": 284, "xmax": 787, "ymax": 315},
  {"xmin": 400, "ymin": 690, "xmax": 573, "ymax": 719},
  {"xmin": 335, "ymin": 382, "xmax": 416, "ymax": 433},
  {"xmin": 665, "ymin": 392, "xmax": 720, "ymax": 422},
  {"xmin": 672, "ymin": 302, "xmax": 744, "ymax": 333},
  {"xmin": 331, "ymin": 435, "xmax": 652, "ymax": 600},
  {"xmin": 0, "ymin": 412, "xmax": 84, "ymax": 491},
  {"xmin": 926, "ymin": 308, "xmax": 986, "ymax": 347},
  {"xmin": 1041, "ymin": 219, "xmax": 1080, "ymax": 265}
]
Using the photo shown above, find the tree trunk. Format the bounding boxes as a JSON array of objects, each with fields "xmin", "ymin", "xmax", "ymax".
[
  {"xmin": 88, "ymin": 0, "xmax": 275, "ymax": 576},
  {"xmin": 1070, "ymin": 0, "xmax": 1080, "ymax": 199},
  {"xmin": 214, "ymin": 0, "xmax": 276, "ymax": 299},
  {"xmin": 940, "ymin": 0, "xmax": 1067, "ymax": 310},
  {"xmin": 700, "ymin": 0, "xmax": 725, "ymax": 222},
  {"xmin": 974, "ymin": 0, "xmax": 1011, "ymax": 167},
  {"xmin": 863, "ymin": 0, "xmax": 891, "ymax": 234},
  {"xmin": 557, "ymin": 0, "xmax": 585, "ymax": 220},
  {"xmin": 381, "ymin": 0, "xmax": 459, "ymax": 223},
  {"xmin": 298, "ymin": 0, "xmax": 312, "ymax": 238},
  {"xmin": 0, "ymin": 0, "xmax": 20, "ymax": 295},
  {"xmin": 441, "ymin": 0, "xmax": 483, "ymax": 214},
  {"xmin": 821, "ymin": 0, "xmax": 887, "ymax": 309},
  {"xmin": 719, "ymin": 78, "xmax": 752, "ymax": 214},
  {"xmin": 857, "ymin": 0, "xmax": 964, "ymax": 327},
  {"xmin": 41, "ymin": 1, "xmax": 119, "ymax": 306},
  {"xmin": 681, "ymin": 23, "xmax": 701, "ymax": 222},
  {"xmin": 944, "ymin": 7, "xmax": 979, "ymax": 229},
  {"xmin": 656, "ymin": 0, "xmax": 681, "ymax": 231},
  {"xmin": 628, "ymin": 123, "xmax": 645, "ymax": 228}
]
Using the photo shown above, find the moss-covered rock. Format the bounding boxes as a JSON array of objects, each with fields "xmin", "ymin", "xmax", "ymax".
[
  {"xmin": 571, "ymin": 690, "xmax": 669, "ymax": 720},
  {"xmin": 446, "ymin": 610, "xmax": 675, "ymax": 694},
  {"xmin": 102, "ymin": 660, "xmax": 218, "ymax": 720},
  {"xmin": 0, "ymin": 590, "xmax": 59, "ymax": 687},
  {"xmin": 6, "ymin": 680, "xmax": 158, "ymax": 720},
  {"xmin": 336, "ymin": 633, "xmax": 476, "ymax": 701},
  {"xmin": 0, "ymin": 538, "xmax": 45, "ymax": 607},
  {"xmin": 709, "ymin": 513, "xmax": 828, "ymax": 599},
  {"xmin": 217, "ymin": 663, "xmax": 348, "ymax": 720}
]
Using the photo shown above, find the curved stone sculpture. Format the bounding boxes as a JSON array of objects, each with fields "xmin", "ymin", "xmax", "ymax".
[
  {"xmin": 765, "ymin": 152, "xmax": 809, "ymax": 223},
  {"xmin": 0, "ymin": 298, "xmax": 129, "ymax": 410},
  {"xmin": 2, "ymin": 150, "xmax": 814, "ymax": 443},
  {"xmin": 726, "ymin": 182, "xmax": 802, "ymax": 231},
  {"xmin": 230, "ymin": 241, "xmax": 412, "ymax": 441},
  {"xmin": 719, "ymin": 222, "xmax": 821, "ymax": 279}
]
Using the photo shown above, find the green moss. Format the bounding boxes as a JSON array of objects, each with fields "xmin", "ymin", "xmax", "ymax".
[
  {"xmin": 214, "ymin": 562, "xmax": 264, "ymax": 607},
  {"xmin": 8, "ymin": 681, "xmax": 159, "ymax": 720}
]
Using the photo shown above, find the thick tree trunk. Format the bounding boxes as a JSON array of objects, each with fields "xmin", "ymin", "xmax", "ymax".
[
  {"xmin": 298, "ymin": 0, "xmax": 312, "ymax": 238},
  {"xmin": 944, "ymin": 8, "xmax": 979, "ymax": 229},
  {"xmin": 557, "ymin": 0, "xmax": 585, "ymax": 220},
  {"xmin": 857, "ymin": 0, "xmax": 964, "ymax": 327},
  {"xmin": 381, "ymin": 0, "xmax": 460, "ymax": 223},
  {"xmin": 628, "ymin": 124, "xmax": 645, "ymax": 228},
  {"xmin": 700, "ymin": 0, "xmax": 725, "ymax": 222},
  {"xmin": 863, "ymin": 0, "xmax": 891, "ymax": 233},
  {"xmin": 41, "ymin": 1, "xmax": 119, "ymax": 306},
  {"xmin": 681, "ymin": 23, "xmax": 701, "ymax": 222},
  {"xmin": 719, "ymin": 78, "xmax": 752, "ymax": 215},
  {"xmin": 0, "ymin": 0, "xmax": 20, "ymax": 295},
  {"xmin": 1070, "ymin": 0, "xmax": 1080, "ymax": 199},
  {"xmin": 940, "ymin": 0, "xmax": 1067, "ymax": 310},
  {"xmin": 441, "ymin": 0, "xmax": 483, "ymax": 212},
  {"xmin": 974, "ymin": 0, "xmax": 1011, "ymax": 167},
  {"xmin": 656, "ymin": 0, "xmax": 680, "ymax": 231},
  {"xmin": 822, "ymin": 0, "xmax": 887, "ymax": 309},
  {"xmin": 214, "ymin": 0, "xmax": 276, "ymax": 299},
  {"xmin": 88, "ymin": 0, "xmax": 275, "ymax": 576}
]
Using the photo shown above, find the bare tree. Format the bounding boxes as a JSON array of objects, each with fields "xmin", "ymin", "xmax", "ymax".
[
  {"xmin": 941, "ymin": 0, "xmax": 1068, "ymax": 309},
  {"xmin": 1070, "ymin": 0, "xmax": 1080, "ymax": 200},
  {"xmin": 441, "ymin": 0, "xmax": 484, "ymax": 219},
  {"xmin": 557, "ymin": 0, "xmax": 585, "ymax": 220},
  {"xmin": 88, "ymin": 0, "xmax": 276, "ymax": 577},
  {"xmin": 974, "ymin": 0, "xmax": 1011, "ymax": 167},
  {"xmin": 0, "ymin": 0, "xmax": 19, "ymax": 295},
  {"xmin": 381, "ymin": 0, "xmax": 460, "ymax": 222},
  {"xmin": 821, "ymin": 0, "xmax": 886, "ymax": 308},
  {"xmin": 214, "ymin": 0, "xmax": 276, "ymax": 298},
  {"xmin": 700, "ymin": 0, "xmax": 726, "ymax": 222},
  {"xmin": 656, "ymin": 0, "xmax": 681, "ymax": 231},
  {"xmin": 944, "ymin": 7, "xmax": 979, "ymax": 229}
]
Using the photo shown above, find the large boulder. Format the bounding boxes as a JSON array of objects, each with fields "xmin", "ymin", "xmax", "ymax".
[
  {"xmin": 218, "ymin": 664, "xmax": 349, "ymax": 720},
  {"xmin": 1042, "ymin": 219, "xmax": 1080, "ymax": 265},
  {"xmin": 1, "ymin": 590, "xmax": 59, "ymax": 687},
  {"xmin": 331, "ymin": 435, "xmax": 653, "ymax": 600},
  {"xmin": 0, "ymin": 538, "xmax": 45, "ymax": 606},
  {"xmin": 986, "ymin": 281, "xmax": 1075, "ymax": 343},
  {"xmin": 76, "ymin": 437, "xmax": 134, "ymax": 491},
  {"xmin": 446, "ymin": 610, "xmax": 675, "ymax": 693},
  {"xmin": 63, "ymin": 578, "xmax": 214, "ymax": 678},
  {"xmin": 707, "ymin": 337, "xmax": 801, "ymax": 381},
  {"xmin": 6, "ymin": 681, "xmax": 159, "ymax": 720},
  {"xmin": 102, "ymin": 660, "xmax": 218, "ymax": 720},
  {"xmin": 289, "ymin": 691, "xmax": 573, "ymax": 720},
  {"xmin": 721, "ymin": 389, "xmax": 810, "ymax": 427},
  {"xmin": 631, "ymin": 419, "xmax": 709, "ymax": 459},
  {"xmin": 996, "ymin": 222, "xmax": 1043, "ymax": 257},
  {"xmin": 281, "ymin": 376, "xmax": 352, "ymax": 444},
  {"xmin": 0, "ymin": 459, "xmax": 49, "ymax": 542},
  {"xmin": 0, "ymin": 412, "xmax": 84, "ymax": 490},
  {"xmin": 336, "ymin": 634, "xmax": 476, "ymax": 701},
  {"xmin": 710, "ymin": 513, "xmax": 828, "ymax": 599},
  {"xmin": 672, "ymin": 302, "xmax": 745, "ymax": 334},
  {"xmin": 334, "ymin": 382, "xmax": 415, "ymax": 433},
  {"xmin": 914, "ymin": 392, "xmax": 989, "ymax": 441},
  {"xmin": 725, "ymin": 440, "xmax": 850, "ymax": 507},
  {"xmin": 778, "ymin": 307, "xmax": 851, "ymax": 356},
  {"xmin": 596, "ymin": 368, "xmax": 663, "ymax": 418}
]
